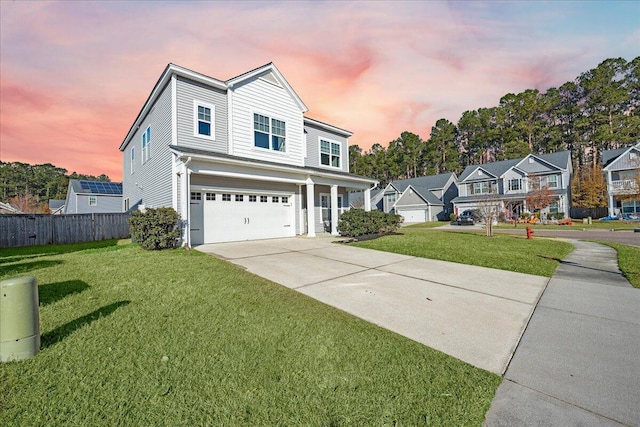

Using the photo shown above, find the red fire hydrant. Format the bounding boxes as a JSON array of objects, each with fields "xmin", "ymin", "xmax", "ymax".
[{"xmin": 526, "ymin": 226, "xmax": 534, "ymax": 239}]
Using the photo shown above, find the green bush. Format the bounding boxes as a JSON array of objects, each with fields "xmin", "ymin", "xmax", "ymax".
[
  {"xmin": 338, "ymin": 209, "xmax": 403, "ymax": 237},
  {"xmin": 128, "ymin": 207, "xmax": 181, "ymax": 250},
  {"xmin": 450, "ymin": 213, "xmax": 457, "ymax": 222},
  {"xmin": 555, "ymin": 212, "xmax": 565, "ymax": 220}
]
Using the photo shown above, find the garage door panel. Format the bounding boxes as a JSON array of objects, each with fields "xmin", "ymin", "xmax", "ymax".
[
  {"xmin": 195, "ymin": 190, "xmax": 294, "ymax": 244},
  {"xmin": 398, "ymin": 209, "xmax": 426, "ymax": 223}
]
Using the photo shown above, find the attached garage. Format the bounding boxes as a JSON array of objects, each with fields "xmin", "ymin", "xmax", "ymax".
[
  {"xmin": 397, "ymin": 208, "xmax": 427, "ymax": 223},
  {"xmin": 190, "ymin": 189, "xmax": 295, "ymax": 244}
]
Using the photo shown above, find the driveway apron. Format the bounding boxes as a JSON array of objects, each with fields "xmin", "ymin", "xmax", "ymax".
[
  {"xmin": 485, "ymin": 240, "xmax": 640, "ymax": 426},
  {"xmin": 196, "ymin": 236, "xmax": 549, "ymax": 375}
]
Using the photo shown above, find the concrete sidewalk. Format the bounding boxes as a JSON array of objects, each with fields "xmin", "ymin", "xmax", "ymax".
[
  {"xmin": 196, "ymin": 237, "xmax": 549, "ymax": 374},
  {"xmin": 485, "ymin": 240, "xmax": 640, "ymax": 426}
]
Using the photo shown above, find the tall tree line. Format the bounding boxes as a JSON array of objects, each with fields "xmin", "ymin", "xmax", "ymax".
[
  {"xmin": 350, "ymin": 57, "xmax": 639, "ymax": 189},
  {"xmin": 0, "ymin": 161, "xmax": 110, "ymax": 204}
]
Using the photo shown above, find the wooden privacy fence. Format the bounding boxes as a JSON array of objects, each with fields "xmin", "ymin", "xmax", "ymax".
[{"xmin": 0, "ymin": 213, "xmax": 130, "ymax": 248}]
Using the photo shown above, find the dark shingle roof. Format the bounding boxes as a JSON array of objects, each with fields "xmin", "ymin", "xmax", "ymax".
[
  {"xmin": 390, "ymin": 173, "xmax": 455, "ymax": 191},
  {"xmin": 458, "ymin": 151, "xmax": 571, "ymax": 181},
  {"xmin": 602, "ymin": 146, "xmax": 634, "ymax": 168}
]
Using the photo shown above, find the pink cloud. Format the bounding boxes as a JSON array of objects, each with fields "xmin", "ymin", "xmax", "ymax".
[{"xmin": 1, "ymin": 0, "xmax": 637, "ymax": 179}]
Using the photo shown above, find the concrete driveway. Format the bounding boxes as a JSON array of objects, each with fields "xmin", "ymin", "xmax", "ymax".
[{"xmin": 196, "ymin": 236, "xmax": 549, "ymax": 374}]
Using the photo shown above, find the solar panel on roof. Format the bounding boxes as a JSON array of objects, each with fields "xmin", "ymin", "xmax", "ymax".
[{"xmin": 78, "ymin": 180, "xmax": 122, "ymax": 195}]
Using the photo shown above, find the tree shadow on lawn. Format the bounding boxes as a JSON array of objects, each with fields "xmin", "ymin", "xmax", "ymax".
[
  {"xmin": 0, "ymin": 260, "xmax": 63, "ymax": 278},
  {"xmin": 0, "ymin": 239, "xmax": 122, "ymax": 265},
  {"xmin": 41, "ymin": 301, "xmax": 130, "ymax": 350},
  {"xmin": 39, "ymin": 280, "xmax": 90, "ymax": 307}
]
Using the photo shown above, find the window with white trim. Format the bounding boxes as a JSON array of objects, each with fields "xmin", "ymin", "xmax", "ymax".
[
  {"xmin": 88, "ymin": 195, "xmax": 97, "ymax": 206},
  {"xmin": 222, "ymin": 194, "xmax": 231, "ymax": 201},
  {"xmin": 281, "ymin": 196, "xmax": 288, "ymax": 204},
  {"xmin": 253, "ymin": 113, "xmax": 286, "ymax": 151},
  {"xmin": 130, "ymin": 147, "xmax": 135, "ymax": 174},
  {"xmin": 272, "ymin": 196, "xmax": 279, "ymax": 203},
  {"xmin": 206, "ymin": 193, "xmax": 215, "ymax": 201},
  {"xmin": 141, "ymin": 126, "xmax": 151, "ymax": 163},
  {"xmin": 545, "ymin": 175, "xmax": 559, "ymax": 189},
  {"xmin": 472, "ymin": 181, "xmax": 490, "ymax": 195},
  {"xmin": 548, "ymin": 200, "xmax": 559, "ymax": 213},
  {"xmin": 260, "ymin": 196, "xmax": 268, "ymax": 203},
  {"xmin": 320, "ymin": 139, "xmax": 341, "ymax": 168},
  {"xmin": 190, "ymin": 192, "xmax": 201, "ymax": 201},
  {"xmin": 195, "ymin": 102, "xmax": 214, "ymax": 138},
  {"xmin": 249, "ymin": 195, "xmax": 257, "ymax": 202},
  {"xmin": 235, "ymin": 195, "xmax": 243, "ymax": 202},
  {"xmin": 508, "ymin": 179, "xmax": 522, "ymax": 191}
]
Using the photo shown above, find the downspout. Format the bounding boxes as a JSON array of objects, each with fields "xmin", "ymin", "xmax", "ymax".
[{"xmin": 182, "ymin": 156, "xmax": 192, "ymax": 248}]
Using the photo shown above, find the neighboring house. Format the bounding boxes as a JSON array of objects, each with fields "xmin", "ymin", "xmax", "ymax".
[
  {"xmin": 376, "ymin": 173, "xmax": 459, "ymax": 222},
  {"xmin": 119, "ymin": 62, "xmax": 376, "ymax": 246},
  {"xmin": 0, "ymin": 202, "xmax": 20, "ymax": 214},
  {"xmin": 349, "ymin": 188, "xmax": 383, "ymax": 209},
  {"xmin": 63, "ymin": 180, "xmax": 123, "ymax": 214},
  {"xmin": 603, "ymin": 142, "xmax": 640, "ymax": 217},
  {"xmin": 48, "ymin": 199, "xmax": 65, "ymax": 214},
  {"xmin": 452, "ymin": 151, "xmax": 572, "ymax": 219}
]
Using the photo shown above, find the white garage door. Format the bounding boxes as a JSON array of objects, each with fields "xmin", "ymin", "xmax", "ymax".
[
  {"xmin": 191, "ymin": 190, "xmax": 294, "ymax": 244},
  {"xmin": 398, "ymin": 209, "xmax": 427, "ymax": 223}
]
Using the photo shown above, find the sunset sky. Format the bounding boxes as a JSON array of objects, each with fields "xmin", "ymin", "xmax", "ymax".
[{"xmin": 1, "ymin": 1, "xmax": 638, "ymax": 181}]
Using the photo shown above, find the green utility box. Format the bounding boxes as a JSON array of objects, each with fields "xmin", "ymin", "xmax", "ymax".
[{"xmin": 0, "ymin": 276, "xmax": 40, "ymax": 362}]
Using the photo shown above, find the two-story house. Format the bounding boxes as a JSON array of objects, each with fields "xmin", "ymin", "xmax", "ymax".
[
  {"xmin": 377, "ymin": 173, "xmax": 458, "ymax": 222},
  {"xmin": 119, "ymin": 63, "xmax": 376, "ymax": 246},
  {"xmin": 603, "ymin": 142, "xmax": 640, "ymax": 217},
  {"xmin": 451, "ymin": 151, "xmax": 572, "ymax": 219}
]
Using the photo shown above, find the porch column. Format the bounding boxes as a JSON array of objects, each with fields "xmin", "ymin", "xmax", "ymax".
[
  {"xmin": 364, "ymin": 188, "xmax": 371, "ymax": 211},
  {"xmin": 306, "ymin": 179, "xmax": 316, "ymax": 237},
  {"xmin": 607, "ymin": 170, "xmax": 614, "ymax": 216},
  {"xmin": 330, "ymin": 185, "xmax": 339, "ymax": 235}
]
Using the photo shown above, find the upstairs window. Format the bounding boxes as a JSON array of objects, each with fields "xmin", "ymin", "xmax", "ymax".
[
  {"xmin": 471, "ymin": 181, "xmax": 493, "ymax": 195},
  {"xmin": 508, "ymin": 179, "xmax": 522, "ymax": 191},
  {"xmin": 254, "ymin": 113, "xmax": 286, "ymax": 151},
  {"xmin": 195, "ymin": 102, "xmax": 214, "ymax": 138},
  {"xmin": 320, "ymin": 139, "xmax": 341, "ymax": 168},
  {"xmin": 545, "ymin": 175, "xmax": 559, "ymax": 189},
  {"xmin": 130, "ymin": 147, "xmax": 135, "ymax": 174},
  {"xmin": 88, "ymin": 195, "xmax": 97, "ymax": 206},
  {"xmin": 141, "ymin": 126, "xmax": 151, "ymax": 163}
]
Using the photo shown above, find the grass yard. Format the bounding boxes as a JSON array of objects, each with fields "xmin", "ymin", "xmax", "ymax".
[
  {"xmin": 405, "ymin": 221, "xmax": 450, "ymax": 229},
  {"xmin": 598, "ymin": 242, "xmax": 640, "ymax": 288},
  {"xmin": 495, "ymin": 220, "xmax": 640, "ymax": 231},
  {"xmin": 353, "ymin": 229, "xmax": 574, "ymax": 277},
  {"xmin": 0, "ymin": 240, "xmax": 500, "ymax": 426}
]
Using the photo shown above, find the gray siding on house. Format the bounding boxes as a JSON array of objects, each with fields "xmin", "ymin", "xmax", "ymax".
[
  {"xmin": 122, "ymin": 81, "xmax": 174, "ymax": 210},
  {"xmin": 396, "ymin": 190, "xmax": 428, "ymax": 207},
  {"xmin": 517, "ymin": 158, "xmax": 556, "ymax": 174},
  {"xmin": 304, "ymin": 123, "xmax": 349, "ymax": 173},
  {"xmin": 606, "ymin": 150, "xmax": 640, "ymax": 171},
  {"xmin": 70, "ymin": 194, "xmax": 122, "ymax": 214},
  {"xmin": 176, "ymin": 76, "xmax": 228, "ymax": 153}
]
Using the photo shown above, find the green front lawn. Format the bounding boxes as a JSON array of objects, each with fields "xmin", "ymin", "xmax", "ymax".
[
  {"xmin": 495, "ymin": 220, "xmax": 640, "ymax": 231},
  {"xmin": 353, "ymin": 229, "xmax": 573, "ymax": 277},
  {"xmin": 598, "ymin": 242, "xmax": 640, "ymax": 288},
  {"xmin": 0, "ymin": 241, "xmax": 500, "ymax": 426},
  {"xmin": 405, "ymin": 221, "xmax": 451, "ymax": 229}
]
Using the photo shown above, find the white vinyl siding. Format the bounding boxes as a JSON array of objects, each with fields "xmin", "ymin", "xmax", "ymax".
[
  {"xmin": 176, "ymin": 77, "xmax": 227, "ymax": 153},
  {"xmin": 122, "ymin": 82, "xmax": 174, "ymax": 210},
  {"xmin": 230, "ymin": 73, "xmax": 304, "ymax": 165}
]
